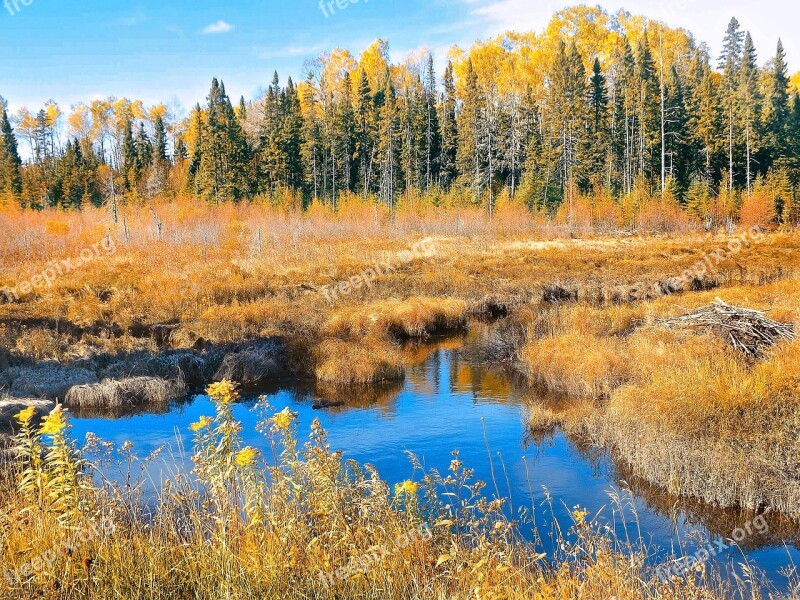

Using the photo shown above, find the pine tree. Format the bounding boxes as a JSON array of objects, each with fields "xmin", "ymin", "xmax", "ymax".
[
  {"xmin": 719, "ymin": 17, "xmax": 744, "ymax": 191},
  {"xmin": 611, "ymin": 38, "xmax": 637, "ymax": 194},
  {"xmin": 546, "ymin": 41, "xmax": 587, "ymax": 214},
  {"xmin": 686, "ymin": 52, "xmax": 721, "ymax": 179},
  {"xmin": 423, "ymin": 54, "xmax": 442, "ymax": 190},
  {"xmin": 738, "ymin": 32, "xmax": 762, "ymax": 192},
  {"xmin": 195, "ymin": 78, "xmax": 251, "ymax": 202},
  {"xmin": 663, "ymin": 65, "xmax": 691, "ymax": 196},
  {"xmin": 121, "ymin": 119, "xmax": 138, "ymax": 191},
  {"xmin": 456, "ymin": 60, "xmax": 481, "ymax": 196},
  {"xmin": 153, "ymin": 115, "xmax": 168, "ymax": 163},
  {"xmin": 585, "ymin": 58, "xmax": 610, "ymax": 189},
  {"xmin": 763, "ymin": 40, "xmax": 791, "ymax": 171},
  {"xmin": 439, "ymin": 61, "xmax": 458, "ymax": 189},
  {"xmin": 0, "ymin": 102, "xmax": 23, "ymax": 199},
  {"xmin": 376, "ymin": 78, "xmax": 400, "ymax": 207},
  {"xmin": 634, "ymin": 30, "xmax": 661, "ymax": 182},
  {"xmin": 283, "ymin": 77, "xmax": 304, "ymax": 190}
]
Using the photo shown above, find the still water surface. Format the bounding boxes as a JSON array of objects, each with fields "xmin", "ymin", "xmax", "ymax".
[{"xmin": 70, "ymin": 324, "xmax": 800, "ymax": 593}]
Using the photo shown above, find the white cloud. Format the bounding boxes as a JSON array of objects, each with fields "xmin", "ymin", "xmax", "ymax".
[
  {"xmin": 118, "ymin": 12, "xmax": 147, "ymax": 27},
  {"xmin": 257, "ymin": 45, "xmax": 325, "ymax": 60},
  {"xmin": 201, "ymin": 20, "xmax": 234, "ymax": 35},
  {"xmin": 467, "ymin": 0, "xmax": 561, "ymax": 35}
]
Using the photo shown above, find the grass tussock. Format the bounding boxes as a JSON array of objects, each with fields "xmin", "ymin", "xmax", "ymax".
[
  {"xmin": 64, "ymin": 376, "xmax": 186, "ymax": 409},
  {"xmin": 324, "ymin": 297, "xmax": 468, "ymax": 340},
  {"xmin": 314, "ymin": 338, "xmax": 406, "ymax": 384},
  {"xmin": 0, "ymin": 381, "xmax": 730, "ymax": 600},
  {"xmin": 212, "ymin": 343, "xmax": 286, "ymax": 389},
  {"xmin": 519, "ymin": 278, "xmax": 800, "ymax": 515}
]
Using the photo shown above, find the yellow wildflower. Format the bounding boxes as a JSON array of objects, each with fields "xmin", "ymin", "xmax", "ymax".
[
  {"xmin": 395, "ymin": 480, "xmax": 420, "ymax": 496},
  {"xmin": 189, "ymin": 416, "xmax": 213, "ymax": 432},
  {"xmin": 206, "ymin": 380, "xmax": 240, "ymax": 405},
  {"xmin": 39, "ymin": 407, "xmax": 67, "ymax": 436},
  {"xmin": 235, "ymin": 447, "xmax": 259, "ymax": 467},
  {"xmin": 271, "ymin": 408, "xmax": 296, "ymax": 430},
  {"xmin": 15, "ymin": 406, "xmax": 36, "ymax": 425},
  {"xmin": 572, "ymin": 507, "xmax": 590, "ymax": 526}
]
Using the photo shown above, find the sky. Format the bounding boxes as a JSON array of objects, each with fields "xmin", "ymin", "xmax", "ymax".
[{"xmin": 1, "ymin": 0, "xmax": 797, "ymax": 115}]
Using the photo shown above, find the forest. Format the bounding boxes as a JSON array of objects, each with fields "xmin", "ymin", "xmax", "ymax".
[{"xmin": 1, "ymin": 7, "xmax": 799, "ymax": 229}]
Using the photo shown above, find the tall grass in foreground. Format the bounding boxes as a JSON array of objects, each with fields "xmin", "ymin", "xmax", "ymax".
[{"xmin": 0, "ymin": 381, "xmax": 742, "ymax": 599}]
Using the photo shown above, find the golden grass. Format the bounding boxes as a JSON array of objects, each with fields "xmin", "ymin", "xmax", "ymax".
[
  {"xmin": 63, "ymin": 377, "xmax": 186, "ymax": 409},
  {"xmin": 518, "ymin": 278, "xmax": 800, "ymax": 514},
  {"xmin": 323, "ymin": 297, "xmax": 468, "ymax": 340},
  {"xmin": 314, "ymin": 338, "xmax": 406, "ymax": 384},
  {"xmin": 1, "ymin": 199, "xmax": 797, "ymax": 367}
]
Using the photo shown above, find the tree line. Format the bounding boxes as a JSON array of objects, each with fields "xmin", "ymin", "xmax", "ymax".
[{"xmin": 1, "ymin": 8, "xmax": 799, "ymax": 226}]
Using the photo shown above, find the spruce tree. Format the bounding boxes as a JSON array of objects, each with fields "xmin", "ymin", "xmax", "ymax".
[
  {"xmin": 121, "ymin": 119, "xmax": 138, "ymax": 191},
  {"xmin": 634, "ymin": 30, "xmax": 661, "ymax": 181},
  {"xmin": 196, "ymin": 78, "xmax": 251, "ymax": 202},
  {"xmin": 439, "ymin": 61, "xmax": 458, "ymax": 189},
  {"xmin": 738, "ymin": 32, "xmax": 761, "ymax": 191},
  {"xmin": 456, "ymin": 60, "xmax": 481, "ymax": 195},
  {"xmin": 764, "ymin": 40, "xmax": 791, "ymax": 170},
  {"xmin": 719, "ymin": 17, "xmax": 744, "ymax": 191},
  {"xmin": 423, "ymin": 54, "xmax": 442, "ymax": 190},
  {"xmin": 354, "ymin": 69, "xmax": 376, "ymax": 197},
  {"xmin": 586, "ymin": 58, "xmax": 610, "ymax": 189},
  {"xmin": 0, "ymin": 102, "xmax": 23, "ymax": 199}
]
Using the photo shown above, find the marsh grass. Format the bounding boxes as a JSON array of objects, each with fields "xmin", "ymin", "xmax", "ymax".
[
  {"xmin": 64, "ymin": 376, "xmax": 186, "ymax": 409},
  {"xmin": 0, "ymin": 200, "xmax": 797, "ymax": 370},
  {"xmin": 0, "ymin": 381, "xmax": 745, "ymax": 599},
  {"xmin": 518, "ymin": 279, "xmax": 800, "ymax": 516}
]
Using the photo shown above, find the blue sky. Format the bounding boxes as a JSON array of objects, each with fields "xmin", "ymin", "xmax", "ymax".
[{"xmin": 1, "ymin": 0, "xmax": 797, "ymax": 113}]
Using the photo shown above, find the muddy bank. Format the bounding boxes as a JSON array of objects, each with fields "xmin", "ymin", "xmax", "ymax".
[{"xmin": 0, "ymin": 338, "xmax": 292, "ymax": 428}]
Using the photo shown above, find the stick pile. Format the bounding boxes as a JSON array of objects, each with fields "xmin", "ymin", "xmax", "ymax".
[{"xmin": 658, "ymin": 298, "xmax": 795, "ymax": 358}]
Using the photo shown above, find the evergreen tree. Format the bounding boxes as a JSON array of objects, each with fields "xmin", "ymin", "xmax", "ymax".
[
  {"xmin": 283, "ymin": 77, "xmax": 304, "ymax": 190},
  {"xmin": 376, "ymin": 78, "xmax": 400, "ymax": 207},
  {"xmin": 634, "ymin": 30, "xmax": 661, "ymax": 181},
  {"xmin": 719, "ymin": 17, "xmax": 744, "ymax": 191},
  {"xmin": 438, "ymin": 61, "xmax": 458, "ymax": 189},
  {"xmin": 738, "ymin": 32, "xmax": 762, "ymax": 191},
  {"xmin": 121, "ymin": 119, "xmax": 138, "ymax": 190},
  {"xmin": 763, "ymin": 40, "xmax": 791, "ymax": 170},
  {"xmin": 585, "ymin": 58, "xmax": 610, "ymax": 189},
  {"xmin": 423, "ymin": 54, "xmax": 442, "ymax": 190},
  {"xmin": 153, "ymin": 115, "xmax": 168, "ymax": 163},
  {"xmin": 195, "ymin": 78, "xmax": 251, "ymax": 202},
  {"xmin": 611, "ymin": 38, "xmax": 637, "ymax": 194},
  {"xmin": 354, "ymin": 69, "xmax": 377, "ymax": 197},
  {"xmin": 456, "ymin": 60, "xmax": 481, "ymax": 195},
  {"xmin": 0, "ymin": 102, "xmax": 23, "ymax": 199}
]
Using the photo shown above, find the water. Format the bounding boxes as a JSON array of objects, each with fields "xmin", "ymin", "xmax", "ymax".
[{"xmin": 70, "ymin": 324, "xmax": 800, "ymax": 593}]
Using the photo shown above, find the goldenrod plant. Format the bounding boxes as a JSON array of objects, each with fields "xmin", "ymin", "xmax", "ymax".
[
  {"xmin": 0, "ymin": 378, "xmax": 758, "ymax": 598},
  {"xmin": 14, "ymin": 405, "xmax": 88, "ymax": 527},
  {"xmin": 14, "ymin": 405, "xmax": 47, "ymax": 508}
]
